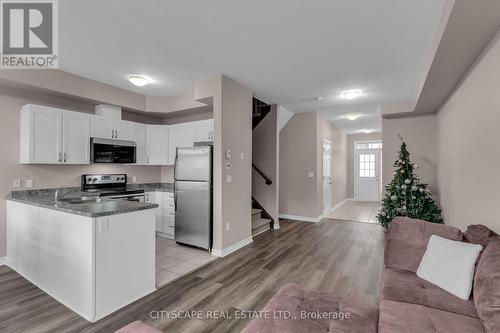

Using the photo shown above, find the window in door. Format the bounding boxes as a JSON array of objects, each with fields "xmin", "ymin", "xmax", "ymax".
[{"xmin": 359, "ymin": 153, "xmax": 376, "ymax": 178}]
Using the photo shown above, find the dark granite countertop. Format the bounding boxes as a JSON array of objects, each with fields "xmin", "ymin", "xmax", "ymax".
[
  {"xmin": 127, "ymin": 183, "xmax": 174, "ymax": 193},
  {"xmin": 5, "ymin": 184, "xmax": 167, "ymax": 218}
]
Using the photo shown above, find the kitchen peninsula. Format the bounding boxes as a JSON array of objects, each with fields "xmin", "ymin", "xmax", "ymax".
[{"xmin": 6, "ymin": 187, "xmax": 159, "ymax": 322}]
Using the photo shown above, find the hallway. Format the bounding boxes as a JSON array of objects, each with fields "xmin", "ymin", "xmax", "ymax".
[{"xmin": 330, "ymin": 200, "xmax": 381, "ymax": 224}]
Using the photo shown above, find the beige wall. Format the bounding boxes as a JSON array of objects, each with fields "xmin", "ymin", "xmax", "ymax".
[
  {"xmin": 317, "ymin": 114, "xmax": 348, "ymax": 212},
  {"xmin": 193, "ymin": 75, "xmax": 252, "ymax": 252},
  {"xmin": 252, "ymin": 105, "xmax": 279, "ymax": 223},
  {"xmin": 382, "ymin": 115, "xmax": 438, "ymax": 199},
  {"xmin": 279, "ymin": 112, "xmax": 347, "ymax": 218},
  {"xmin": 346, "ymin": 133, "xmax": 382, "ymax": 198},
  {"xmin": 0, "ymin": 90, "xmax": 163, "ymax": 259},
  {"xmin": 279, "ymin": 112, "xmax": 318, "ymax": 218},
  {"xmin": 437, "ymin": 30, "xmax": 500, "ymax": 233}
]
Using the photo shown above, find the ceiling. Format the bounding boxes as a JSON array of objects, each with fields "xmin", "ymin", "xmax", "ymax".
[{"xmin": 59, "ymin": 0, "xmax": 446, "ymax": 132}]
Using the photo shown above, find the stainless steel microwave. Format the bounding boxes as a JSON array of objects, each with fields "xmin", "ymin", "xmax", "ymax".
[{"xmin": 90, "ymin": 138, "xmax": 136, "ymax": 164}]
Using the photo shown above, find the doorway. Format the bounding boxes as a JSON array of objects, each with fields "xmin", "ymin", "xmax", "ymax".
[
  {"xmin": 354, "ymin": 141, "xmax": 382, "ymax": 202},
  {"xmin": 323, "ymin": 139, "xmax": 333, "ymax": 216}
]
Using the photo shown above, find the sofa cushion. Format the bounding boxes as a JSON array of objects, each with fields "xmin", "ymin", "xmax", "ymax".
[
  {"xmin": 241, "ymin": 283, "xmax": 378, "ymax": 333},
  {"xmin": 378, "ymin": 300, "xmax": 485, "ymax": 333},
  {"xmin": 385, "ymin": 217, "xmax": 463, "ymax": 273},
  {"xmin": 464, "ymin": 225, "xmax": 498, "ymax": 247},
  {"xmin": 382, "ymin": 267, "xmax": 478, "ymax": 318},
  {"xmin": 474, "ymin": 236, "xmax": 500, "ymax": 333}
]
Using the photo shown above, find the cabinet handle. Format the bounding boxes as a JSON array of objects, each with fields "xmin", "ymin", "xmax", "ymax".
[
  {"xmin": 58, "ymin": 152, "xmax": 62, "ymax": 162},
  {"xmin": 115, "ymin": 129, "xmax": 118, "ymax": 138},
  {"xmin": 147, "ymin": 156, "xmax": 150, "ymax": 164},
  {"xmin": 64, "ymin": 153, "xmax": 67, "ymax": 162},
  {"xmin": 169, "ymin": 224, "xmax": 174, "ymax": 228}
]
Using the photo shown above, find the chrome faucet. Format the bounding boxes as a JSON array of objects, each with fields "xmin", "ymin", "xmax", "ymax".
[{"xmin": 54, "ymin": 186, "xmax": 77, "ymax": 202}]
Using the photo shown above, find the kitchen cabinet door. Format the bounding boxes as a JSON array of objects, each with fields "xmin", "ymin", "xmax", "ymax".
[
  {"xmin": 146, "ymin": 192, "xmax": 163, "ymax": 232},
  {"xmin": 92, "ymin": 117, "xmax": 114, "ymax": 139},
  {"xmin": 115, "ymin": 121, "xmax": 134, "ymax": 141},
  {"xmin": 192, "ymin": 119, "xmax": 214, "ymax": 142},
  {"xmin": 134, "ymin": 124, "xmax": 148, "ymax": 165},
  {"xmin": 62, "ymin": 112, "xmax": 90, "ymax": 164},
  {"xmin": 168, "ymin": 124, "xmax": 194, "ymax": 165},
  {"xmin": 21, "ymin": 105, "xmax": 63, "ymax": 164},
  {"xmin": 146, "ymin": 125, "xmax": 169, "ymax": 165}
]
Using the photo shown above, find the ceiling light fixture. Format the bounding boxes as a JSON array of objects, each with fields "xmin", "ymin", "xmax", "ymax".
[
  {"xmin": 344, "ymin": 113, "xmax": 362, "ymax": 121},
  {"xmin": 340, "ymin": 89, "xmax": 363, "ymax": 100},
  {"xmin": 315, "ymin": 96, "xmax": 323, "ymax": 102},
  {"xmin": 128, "ymin": 75, "xmax": 152, "ymax": 87}
]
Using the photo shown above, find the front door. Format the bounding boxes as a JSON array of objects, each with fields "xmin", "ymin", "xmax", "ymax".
[
  {"xmin": 323, "ymin": 140, "xmax": 332, "ymax": 215},
  {"xmin": 356, "ymin": 149, "xmax": 381, "ymax": 202}
]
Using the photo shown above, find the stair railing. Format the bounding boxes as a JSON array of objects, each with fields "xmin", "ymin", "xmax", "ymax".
[{"xmin": 252, "ymin": 163, "xmax": 272, "ymax": 185}]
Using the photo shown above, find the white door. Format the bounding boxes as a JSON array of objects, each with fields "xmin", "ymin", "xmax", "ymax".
[
  {"xmin": 146, "ymin": 125, "xmax": 169, "ymax": 165},
  {"xmin": 114, "ymin": 121, "xmax": 134, "ymax": 141},
  {"xmin": 192, "ymin": 119, "xmax": 213, "ymax": 142},
  {"xmin": 134, "ymin": 124, "xmax": 148, "ymax": 165},
  {"xmin": 92, "ymin": 117, "xmax": 114, "ymax": 139},
  {"xmin": 356, "ymin": 149, "xmax": 381, "ymax": 202},
  {"xmin": 30, "ymin": 107, "xmax": 62, "ymax": 164},
  {"xmin": 322, "ymin": 140, "xmax": 332, "ymax": 215},
  {"xmin": 62, "ymin": 113, "xmax": 90, "ymax": 164}
]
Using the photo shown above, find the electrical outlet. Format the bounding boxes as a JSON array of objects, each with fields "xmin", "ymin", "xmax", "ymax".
[
  {"xmin": 240, "ymin": 152, "xmax": 244, "ymax": 160},
  {"xmin": 226, "ymin": 222, "xmax": 230, "ymax": 231},
  {"xmin": 308, "ymin": 172, "xmax": 314, "ymax": 178},
  {"xmin": 25, "ymin": 179, "xmax": 34, "ymax": 188},
  {"xmin": 13, "ymin": 179, "xmax": 22, "ymax": 189},
  {"xmin": 226, "ymin": 174, "xmax": 232, "ymax": 183},
  {"xmin": 131, "ymin": 176, "xmax": 137, "ymax": 183}
]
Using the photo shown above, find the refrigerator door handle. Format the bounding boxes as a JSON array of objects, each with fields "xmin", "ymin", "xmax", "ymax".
[{"xmin": 174, "ymin": 188, "xmax": 177, "ymax": 211}]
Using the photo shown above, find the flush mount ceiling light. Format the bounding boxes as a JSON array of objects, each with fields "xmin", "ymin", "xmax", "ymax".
[
  {"xmin": 340, "ymin": 89, "xmax": 363, "ymax": 100},
  {"xmin": 128, "ymin": 75, "xmax": 152, "ymax": 87},
  {"xmin": 343, "ymin": 113, "xmax": 362, "ymax": 121},
  {"xmin": 315, "ymin": 96, "xmax": 323, "ymax": 102},
  {"xmin": 360, "ymin": 129, "xmax": 375, "ymax": 134}
]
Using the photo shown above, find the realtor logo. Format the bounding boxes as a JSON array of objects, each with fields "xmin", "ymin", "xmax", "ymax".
[{"xmin": 1, "ymin": 0, "xmax": 58, "ymax": 68}]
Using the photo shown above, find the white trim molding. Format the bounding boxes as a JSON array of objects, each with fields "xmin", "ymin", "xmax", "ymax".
[
  {"xmin": 211, "ymin": 236, "xmax": 253, "ymax": 257},
  {"xmin": 0, "ymin": 257, "xmax": 6, "ymax": 266},
  {"xmin": 279, "ymin": 214, "xmax": 324, "ymax": 223}
]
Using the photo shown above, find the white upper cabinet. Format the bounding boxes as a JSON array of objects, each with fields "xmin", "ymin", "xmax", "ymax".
[
  {"xmin": 20, "ymin": 104, "xmax": 90, "ymax": 164},
  {"xmin": 192, "ymin": 119, "xmax": 214, "ymax": 142},
  {"xmin": 62, "ymin": 112, "xmax": 91, "ymax": 164},
  {"xmin": 134, "ymin": 124, "xmax": 148, "ymax": 165},
  {"xmin": 115, "ymin": 121, "xmax": 134, "ymax": 141},
  {"xmin": 91, "ymin": 117, "xmax": 114, "ymax": 139},
  {"xmin": 146, "ymin": 125, "xmax": 169, "ymax": 165},
  {"xmin": 91, "ymin": 117, "xmax": 134, "ymax": 141}
]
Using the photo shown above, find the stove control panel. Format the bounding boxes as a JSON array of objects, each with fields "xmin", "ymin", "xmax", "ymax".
[{"xmin": 82, "ymin": 174, "xmax": 127, "ymax": 185}]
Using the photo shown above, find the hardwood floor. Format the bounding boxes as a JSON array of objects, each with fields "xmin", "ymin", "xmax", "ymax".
[
  {"xmin": 330, "ymin": 201, "xmax": 381, "ymax": 224},
  {"xmin": 0, "ymin": 219, "xmax": 385, "ymax": 333}
]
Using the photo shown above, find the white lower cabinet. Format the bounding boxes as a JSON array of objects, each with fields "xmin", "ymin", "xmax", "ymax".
[
  {"xmin": 6, "ymin": 201, "xmax": 156, "ymax": 322},
  {"xmin": 146, "ymin": 191, "xmax": 175, "ymax": 238}
]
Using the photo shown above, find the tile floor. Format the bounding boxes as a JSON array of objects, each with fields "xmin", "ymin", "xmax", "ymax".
[
  {"xmin": 329, "ymin": 200, "xmax": 381, "ymax": 224},
  {"xmin": 156, "ymin": 237, "xmax": 216, "ymax": 287}
]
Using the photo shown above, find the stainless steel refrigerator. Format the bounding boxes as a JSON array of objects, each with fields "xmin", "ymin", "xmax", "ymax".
[{"xmin": 174, "ymin": 146, "xmax": 212, "ymax": 250}]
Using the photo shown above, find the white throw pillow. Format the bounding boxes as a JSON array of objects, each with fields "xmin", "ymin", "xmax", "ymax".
[{"xmin": 417, "ymin": 235, "xmax": 483, "ymax": 300}]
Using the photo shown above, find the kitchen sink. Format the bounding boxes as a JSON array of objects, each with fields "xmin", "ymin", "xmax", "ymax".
[{"xmin": 59, "ymin": 197, "xmax": 104, "ymax": 204}]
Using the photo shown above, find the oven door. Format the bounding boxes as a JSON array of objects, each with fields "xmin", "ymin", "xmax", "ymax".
[{"xmin": 91, "ymin": 138, "xmax": 136, "ymax": 164}]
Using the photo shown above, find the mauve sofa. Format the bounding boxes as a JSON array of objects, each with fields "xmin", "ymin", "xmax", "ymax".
[{"xmin": 242, "ymin": 217, "xmax": 500, "ymax": 333}]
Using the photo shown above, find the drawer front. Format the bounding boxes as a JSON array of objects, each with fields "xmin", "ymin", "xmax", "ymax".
[{"xmin": 163, "ymin": 214, "xmax": 175, "ymax": 235}]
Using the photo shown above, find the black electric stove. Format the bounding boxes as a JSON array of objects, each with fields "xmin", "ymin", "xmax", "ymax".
[{"xmin": 81, "ymin": 174, "xmax": 144, "ymax": 198}]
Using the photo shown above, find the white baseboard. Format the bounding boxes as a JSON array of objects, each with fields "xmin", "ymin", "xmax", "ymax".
[
  {"xmin": 0, "ymin": 257, "xmax": 6, "ymax": 266},
  {"xmin": 279, "ymin": 214, "xmax": 324, "ymax": 223},
  {"xmin": 330, "ymin": 198, "xmax": 354, "ymax": 213},
  {"xmin": 211, "ymin": 236, "xmax": 253, "ymax": 257}
]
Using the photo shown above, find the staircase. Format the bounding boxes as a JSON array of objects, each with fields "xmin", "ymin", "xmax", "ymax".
[
  {"xmin": 253, "ymin": 97, "xmax": 272, "ymax": 129},
  {"xmin": 252, "ymin": 207, "xmax": 272, "ymax": 236}
]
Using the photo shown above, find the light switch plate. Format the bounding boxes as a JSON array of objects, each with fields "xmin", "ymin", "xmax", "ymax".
[
  {"xmin": 226, "ymin": 222, "xmax": 230, "ymax": 231},
  {"xmin": 25, "ymin": 179, "xmax": 34, "ymax": 188},
  {"xmin": 226, "ymin": 150, "xmax": 231, "ymax": 159},
  {"xmin": 308, "ymin": 172, "xmax": 314, "ymax": 178},
  {"xmin": 240, "ymin": 152, "xmax": 244, "ymax": 160},
  {"xmin": 13, "ymin": 179, "xmax": 22, "ymax": 188},
  {"xmin": 226, "ymin": 174, "xmax": 232, "ymax": 183}
]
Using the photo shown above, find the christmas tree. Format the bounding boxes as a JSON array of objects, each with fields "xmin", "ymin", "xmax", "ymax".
[{"xmin": 377, "ymin": 136, "xmax": 442, "ymax": 228}]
